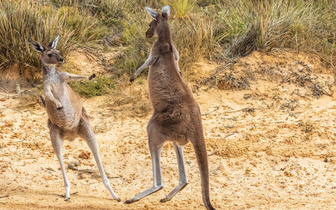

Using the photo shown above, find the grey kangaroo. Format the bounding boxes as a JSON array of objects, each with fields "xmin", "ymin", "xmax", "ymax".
[
  {"xmin": 30, "ymin": 37, "xmax": 120, "ymax": 202},
  {"xmin": 125, "ymin": 6, "xmax": 215, "ymax": 210}
]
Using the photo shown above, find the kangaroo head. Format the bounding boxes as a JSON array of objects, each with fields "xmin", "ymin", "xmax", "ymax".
[
  {"xmin": 30, "ymin": 36, "xmax": 64, "ymax": 66},
  {"xmin": 145, "ymin": 5, "xmax": 170, "ymax": 38}
]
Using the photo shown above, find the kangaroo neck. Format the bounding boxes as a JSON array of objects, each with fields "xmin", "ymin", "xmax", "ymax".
[
  {"xmin": 157, "ymin": 21, "xmax": 172, "ymax": 44},
  {"xmin": 42, "ymin": 63, "xmax": 57, "ymax": 80}
]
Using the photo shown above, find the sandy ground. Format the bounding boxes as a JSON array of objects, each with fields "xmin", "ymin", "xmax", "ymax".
[{"xmin": 1, "ymin": 51, "xmax": 336, "ymax": 209}]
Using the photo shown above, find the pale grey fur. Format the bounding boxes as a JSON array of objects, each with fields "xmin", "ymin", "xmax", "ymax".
[
  {"xmin": 145, "ymin": 6, "xmax": 158, "ymax": 20},
  {"xmin": 162, "ymin": 5, "xmax": 170, "ymax": 16},
  {"xmin": 30, "ymin": 37, "xmax": 120, "ymax": 202},
  {"xmin": 130, "ymin": 44, "xmax": 181, "ymax": 82}
]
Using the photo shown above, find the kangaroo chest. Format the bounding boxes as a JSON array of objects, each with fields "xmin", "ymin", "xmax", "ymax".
[{"xmin": 43, "ymin": 70, "xmax": 82, "ymax": 131}]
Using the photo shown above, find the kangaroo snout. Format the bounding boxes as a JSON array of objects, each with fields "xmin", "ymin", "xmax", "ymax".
[
  {"xmin": 146, "ymin": 31, "xmax": 154, "ymax": 38},
  {"xmin": 59, "ymin": 57, "xmax": 64, "ymax": 63}
]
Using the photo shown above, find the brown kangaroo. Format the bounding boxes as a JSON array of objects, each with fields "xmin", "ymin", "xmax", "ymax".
[
  {"xmin": 30, "ymin": 37, "xmax": 120, "ymax": 202},
  {"xmin": 125, "ymin": 6, "xmax": 215, "ymax": 210}
]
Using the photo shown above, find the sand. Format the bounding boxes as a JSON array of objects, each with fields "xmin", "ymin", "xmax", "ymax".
[{"xmin": 0, "ymin": 50, "xmax": 336, "ymax": 209}]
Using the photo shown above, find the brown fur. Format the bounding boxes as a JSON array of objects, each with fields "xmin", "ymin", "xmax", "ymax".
[{"xmin": 127, "ymin": 7, "xmax": 215, "ymax": 210}]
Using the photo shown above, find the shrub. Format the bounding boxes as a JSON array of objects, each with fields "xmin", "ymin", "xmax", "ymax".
[
  {"xmin": 0, "ymin": 0, "xmax": 107, "ymax": 71},
  {"xmin": 212, "ymin": 0, "xmax": 336, "ymax": 60}
]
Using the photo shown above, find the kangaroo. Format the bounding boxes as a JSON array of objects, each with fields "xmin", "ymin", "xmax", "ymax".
[
  {"xmin": 125, "ymin": 6, "xmax": 215, "ymax": 210},
  {"xmin": 30, "ymin": 37, "xmax": 120, "ymax": 202},
  {"xmin": 129, "ymin": 7, "xmax": 181, "ymax": 82}
]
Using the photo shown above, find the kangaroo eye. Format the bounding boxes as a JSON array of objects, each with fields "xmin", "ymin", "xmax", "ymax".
[{"xmin": 48, "ymin": 53, "xmax": 52, "ymax": 57}]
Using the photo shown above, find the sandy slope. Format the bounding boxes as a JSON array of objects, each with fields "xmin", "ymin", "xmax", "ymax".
[{"xmin": 1, "ymin": 51, "xmax": 336, "ymax": 209}]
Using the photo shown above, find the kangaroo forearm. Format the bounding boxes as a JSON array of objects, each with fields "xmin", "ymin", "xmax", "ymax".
[
  {"xmin": 68, "ymin": 74, "xmax": 89, "ymax": 81},
  {"xmin": 45, "ymin": 91, "xmax": 58, "ymax": 102},
  {"xmin": 44, "ymin": 85, "xmax": 62, "ymax": 108},
  {"xmin": 172, "ymin": 45, "xmax": 181, "ymax": 75},
  {"xmin": 131, "ymin": 54, "xmax": 159, "ymax": 81},
  {"xmin": 133, "ymin": 63, "xmax": 149, "ymax": 78},
  {"xmin": 173, "ymin": 45, "xmax": 179, "ymax": 62},
  {"xmin": 45, "ymin": 92, "xmax": 61, "ymax": 106}
]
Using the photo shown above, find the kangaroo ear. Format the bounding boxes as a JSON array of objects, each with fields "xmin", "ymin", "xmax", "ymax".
[
  {"xmin": 162, "ymin": 5, "xmax": 170, "ymax": 16},
  {"xmin": 145, "ymin": 7, "xmax": 158, "ymax": 20},
  {"xmin": 29, "ymin": 41, "xmax": 45, "ymax": 53},
  {"xmin": 48, "ymin": 36, "xmax": 59, "ymax": 49}
]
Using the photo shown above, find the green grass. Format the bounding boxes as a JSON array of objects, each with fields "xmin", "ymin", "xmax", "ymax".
[
  {"xmin": 69, "ymin": 76, "xmax": 115, "ymax": 98},
  {"xmin": 211, "ymin": 0, "xmax": 336, "ymax": 59},
  {"xmin": 166, "ymin": 0, "xmax": 197, "ymax": 18}
]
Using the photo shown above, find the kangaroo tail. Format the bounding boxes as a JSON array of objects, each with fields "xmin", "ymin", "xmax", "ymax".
[
  {"xmin": 40, "ymin": 95, "xmax": 45, "ymax": 107},
  {"xmin": 192, "ymin": 135, "xmax": 215, "ymax": 210}
]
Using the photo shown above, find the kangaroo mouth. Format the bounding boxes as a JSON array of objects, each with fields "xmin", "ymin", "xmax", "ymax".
[{"xmin": 146, "ymin": 32, "xmax": 154, "ymax": 38}]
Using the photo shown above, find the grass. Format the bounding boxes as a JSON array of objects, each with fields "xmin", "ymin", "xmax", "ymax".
[
  {"xmin": 166, "ymin": 0, "xmax": 197, "ymax": 18},
  {"xmin": 69, "ymin": 76, "xmax": 115, "ymax": 98},
  {"xmin": 0, "ymin": 0, "xmax": 107, "ymax": 70},
  {"xmin": 106, "ymin": 79, "xmax": 152, "ymax": 118},
  {"xmin": 115, "ymin": 2, "xmax": 219, "ymax": 78},
  {"xmin": 116, "ymin": 0, "xmax": 335, "ymax": 79},
  {"xmin": 0, "ymin": 0, "xmax": 335, "ymax": 96},
  {"xmin": 212, "ymin": 0, "xmax": 336, "ymax": 60}
]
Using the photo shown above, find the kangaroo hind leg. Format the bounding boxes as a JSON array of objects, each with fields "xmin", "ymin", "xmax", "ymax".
[
  {"xmin": 160, "ymin": 141, "xmax": 188, "ymax": 203},
  {"xmin": 125, "ymin": 122, "xmax": 165, "ymax": 204},
  {"xmin": 49, "ymin": 121, "xmax": 71, "ymax": 201},
  {"xmin": 78, "ymin": 117, "xmax": 120, "ymax": 201}
]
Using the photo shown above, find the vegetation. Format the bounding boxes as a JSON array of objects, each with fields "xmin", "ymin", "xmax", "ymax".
[
  {"xmin": 0, "ymin": 0, "xmax": 335, "ymax": 95},
  {"xmin": 0, "ymin": 0, "xmax": 107, "ymax": 71},
  {"xmin": 69, "ymin": 76, "xmax": 115, "ymax": 98},
  {"xmin": 167, "ymin": 0, "xmax": 197, "ymax": 18},
  {"xmin": 116, "ymin": 0, "xmax": 336, "ymax": 77}
]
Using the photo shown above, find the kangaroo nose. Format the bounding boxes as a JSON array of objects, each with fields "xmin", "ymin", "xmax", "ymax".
[
  {"xmin": 146, "ymin": 31, "xmax": 151, "ymax": 38},
  {"xmin": 59, "ymin": 58, "xmax": 64, "ymax": 63}
]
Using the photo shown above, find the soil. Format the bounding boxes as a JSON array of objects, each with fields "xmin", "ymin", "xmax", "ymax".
[{"xmin": 1, "ymin": 50, "xmax": 336, "ymax": 209}]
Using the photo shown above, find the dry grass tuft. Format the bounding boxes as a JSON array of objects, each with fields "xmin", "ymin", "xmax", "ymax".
[{"xmin": 105, "ymin": 78, "xmax": 152, "ymax": 118}]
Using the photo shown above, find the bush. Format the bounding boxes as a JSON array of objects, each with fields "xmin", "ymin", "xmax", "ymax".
[
  {"xmin": 0, "ymin": 0, "xmax": 107, "ymax": 71},
  {"xmin": 212, "ymin": 0, "xmax": 336, "ymax": 60}
]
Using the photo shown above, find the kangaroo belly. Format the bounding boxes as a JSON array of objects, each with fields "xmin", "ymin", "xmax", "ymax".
[
  {"xmin": 46, "ymin": 99, "xmax": 82, "ymax": 130},
  {"xmin": 45, "ymin": 85, "xmax": 82, "ymax": 130}
]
